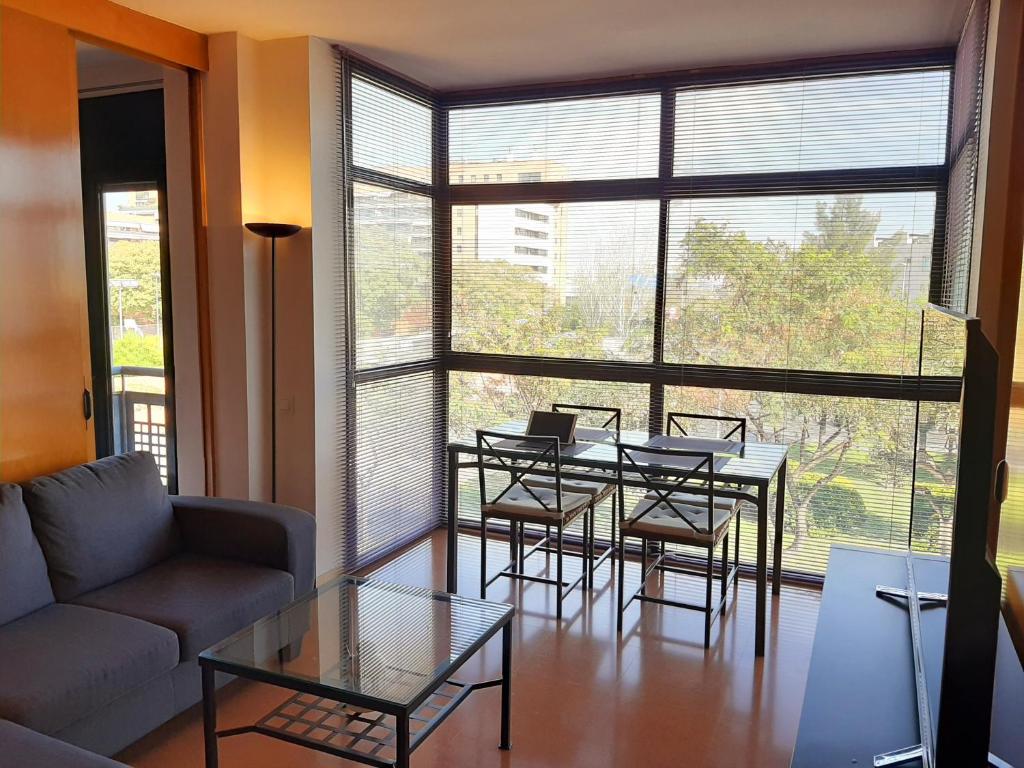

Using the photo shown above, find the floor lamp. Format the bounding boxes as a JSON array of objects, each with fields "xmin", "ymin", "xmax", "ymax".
[{"xmin": 244, "ymin": 222, "xmax": 302, "ymax": 502}]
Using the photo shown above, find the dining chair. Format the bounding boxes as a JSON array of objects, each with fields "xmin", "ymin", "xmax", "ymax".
[
  {"xmin": 476, "ymin": 430, "xmax": 597, "ymax": 619},
  {"xmin": 665, "ymin": 412, "xmax": 746, "ymax": 442},
  {"xmin": 615, "ymin": 442, "xmax": 741, "ymax": 647},
  {"xmin": 522, "ymin": 404, "xmax": 620, "ymax": 584},
  {"xmin": 665, "ymin": 412, "xmax": 751, "ymax": 500}
]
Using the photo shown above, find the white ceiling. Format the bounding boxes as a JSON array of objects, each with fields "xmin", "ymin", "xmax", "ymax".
[{"xmin": 115, "ymin": 0, "xmax": 971, "ymax": 90}]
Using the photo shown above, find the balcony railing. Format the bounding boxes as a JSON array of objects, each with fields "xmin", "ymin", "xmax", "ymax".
[{"xmin": 112, "ymin": 365, "xmax": 171, "ymax": 484}]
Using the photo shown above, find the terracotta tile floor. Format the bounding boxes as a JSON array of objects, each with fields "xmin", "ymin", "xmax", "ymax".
[{"xmin": 118, "ymin": 529, "xmax": 821, "ymax": 768}]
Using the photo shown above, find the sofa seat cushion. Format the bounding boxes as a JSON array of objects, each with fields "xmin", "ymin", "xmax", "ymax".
[
  {"xmin": 22, "ymin": 452, "xmax": 180, "ymax": 601},
  {"xmin": 0, "ymin": 604, "xmax": 178, "ymax": 735},
  {"xmin": 0, "ymin": 484, "xmax": 54, "ymax": 626},
  {"xmin": 0, "ymin": 719, "xmax": 128, "ymax": 767},
  {"xmin": 72, "ymin": 553, "xmax": 294, "ymax": 660}
]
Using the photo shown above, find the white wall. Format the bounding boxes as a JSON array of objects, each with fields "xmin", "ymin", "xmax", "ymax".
[{"xmin": 197, "ymin": 33, "xmax": 329, "ymax": 573}]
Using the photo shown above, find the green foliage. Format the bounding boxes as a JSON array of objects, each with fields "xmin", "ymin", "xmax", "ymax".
[
  {"xmin": 354, "ymin": 225, "xmax": 431, "ymax": 339},
  {"xmin": 107, "ymin": 240, "xmax": 162, "ymax": 324},
  {"xmin": 798, "ymin": 473, "xmax": 868, "ymax": 534},
  {"xmin": 112, "ymin": 334, "xmax": 164, "ymax": 368}
]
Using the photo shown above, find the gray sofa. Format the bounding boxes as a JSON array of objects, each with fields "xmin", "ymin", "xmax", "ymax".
[{"xmin": 0, "ymin": 451, "xmax": 315, "ymax": 764}]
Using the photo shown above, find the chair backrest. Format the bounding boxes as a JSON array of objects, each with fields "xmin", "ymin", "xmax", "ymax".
[
  {"xmin": 616, "ymin": 442, "xmax": 716, "ymax": 536},
  {"xmin": 666, "ymin": 412, "xmax": 746, "ymax": 443},
  {"xmin": 475, "ymin": 430, "xmax": 565, "ymax": 515},
  {"xmin": 552, "ymin": 403, "xmax": 621, "ymax": 442}
]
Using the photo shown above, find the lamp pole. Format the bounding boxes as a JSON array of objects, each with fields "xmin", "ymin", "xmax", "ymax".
[{"xmin": 244, "ymin": 223, "xmax": 302, "ymax": 502}]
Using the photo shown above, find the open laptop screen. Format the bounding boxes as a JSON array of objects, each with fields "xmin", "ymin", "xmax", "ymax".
[{"xmin": 526, "ymin": 410, "xmax": 577, "ymax": 444}]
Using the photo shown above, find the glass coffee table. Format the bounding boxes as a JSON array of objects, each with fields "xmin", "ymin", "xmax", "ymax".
[{"xmin": 199, "ymin": 575, "xmax": 515, "ymax": 767}]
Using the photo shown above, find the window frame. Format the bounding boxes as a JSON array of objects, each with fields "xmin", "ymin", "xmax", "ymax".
[
  {"xmin": 341, "ymin": 56, "xmax": 447, "ymax": 566},
  {"xmin": 340, "ymin": 47, "xmax": 965, "ymax": 576},
  {"xmin": 440, "ymin": 52, "xmax": 961, "ymax": 438}
]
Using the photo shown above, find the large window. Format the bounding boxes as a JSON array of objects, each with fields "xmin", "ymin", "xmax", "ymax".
[
  {"xmin": 343, "ymin": 68, "xmax": 441, "ymax": 569},
  {"xmin": 339, "ymin": 52, "xmax": 968, "ymax": 578},
  {"xmin": 445, "ymin": 61, "xmax": 959, "ymax": 578}
]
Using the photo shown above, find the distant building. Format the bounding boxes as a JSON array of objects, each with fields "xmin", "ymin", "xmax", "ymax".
[
  {"xmin": 875, "ymin": 231, "xmax": 934, "ymax": 301},
  {"xmin": 105, "ymin": 190, "xmax": 160, "ymax": 243},
  {"xmin": 450, "ymin": 159, "xmax": 568, "ymax": 296}
]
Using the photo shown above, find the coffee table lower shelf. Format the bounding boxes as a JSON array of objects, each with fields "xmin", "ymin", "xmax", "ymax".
[{"xmin": 213, "ymin": 678, "xmax": 501, "ymax": 768}]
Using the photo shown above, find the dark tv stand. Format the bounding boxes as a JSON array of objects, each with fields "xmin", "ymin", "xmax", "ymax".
[{"xmin": 791, "ymin": 545, "xmax": 1024, "ymax": 768}]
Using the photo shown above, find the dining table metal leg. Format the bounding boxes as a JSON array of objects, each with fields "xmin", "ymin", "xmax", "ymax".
[
  {"xmin": 755, "ymin": 481, "xmax": 768, "ymax": 657},
  {"xmin": 772, "ymin": 458, "xmax": 787, "ymax": 596},
  {"xmin": 447, "ymin": 445, "xmax": 459, "ymax": 594}
]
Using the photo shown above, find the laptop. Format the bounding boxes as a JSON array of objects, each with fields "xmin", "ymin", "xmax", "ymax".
[{"xmin": 498, "ymin": 410, "xmax": 578, "ymax": 451}]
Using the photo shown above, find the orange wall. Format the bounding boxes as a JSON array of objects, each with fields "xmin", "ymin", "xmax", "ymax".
[
  {"xmin": 1, "ymin": 0, "xmax": 207, "ymax": 70},
  {"xmin": 0, "ymin": 7, "xmax": 95, "ymax": 480},
  {"xmin": 0, "ymin": 0, "xmax": 208, "ymax": 482}
]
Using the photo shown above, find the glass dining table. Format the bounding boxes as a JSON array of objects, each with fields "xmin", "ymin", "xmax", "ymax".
[{"xmin": 445, "ymin": 422, "xmax": 789, "ymax": 657}]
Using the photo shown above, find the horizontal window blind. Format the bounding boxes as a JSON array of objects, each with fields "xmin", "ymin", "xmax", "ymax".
[
  {"xmin": 353, "ymin": 183, "xmax": 433, "ymax": 369},
  {"xmin": 674, "ymin": 70, "xmax": 949, "ymax": 177},
  {"xmin": 355, "ymin": 370, "xmax": 443, "ymax": 566},
  {"xmin": 345, "ymin": 63, "xmax": 442, "ymax": 569},
  {"xmin": 940, "ymin": 0, "xmax": 988, "ymax": 311},
  {"xmin": 351, "ymin": 74, "xmax": 432, "ymax": 184},
  {"xmin": 664, "ymin": 386, "xmax": 931, "ymax": 577},
  {"xmin": 449, "ymin": 93, "xmax": 660, "ymax": 184},
  {"xmin": 452, "ymin": 199, "xmax": 659, "ymax": 361},
  {"xmin": 665, "ymin": 191, "xmax": 938, "ymax": 375}
]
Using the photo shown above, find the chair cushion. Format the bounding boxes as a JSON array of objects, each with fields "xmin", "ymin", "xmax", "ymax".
[
  {"xmin": 621, "ymin": 498, "xmax": 735, "ymax": 545},
  {"xmin": 0, "ymin": 719, "xmax": 128, "ymax": 768},
  {"xmin": 522, "ymin": 474, "xmax": 614, "ymax": 502},
  {"xmin": 644, "ymin": 489, "xmax": 739, "ymax": 511},
  {"xmin": 22, "ymin": 452, "xmax": 181, "ymax": 601},
  {"xmin": 0, "ymin": 484, "xmax": 54, "ymax": 626},
  {"xmin": 72, "ymin": 553, "xmax": 294, "ymax": 660},
  {"xmin": 482, "ymin": 486, "xmax": 591, "ymax": 523},
  {"xmin": 0, "ymin": 603, "xmax": 178, "ymax": 735}
]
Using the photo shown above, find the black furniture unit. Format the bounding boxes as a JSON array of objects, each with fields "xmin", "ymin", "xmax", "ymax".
[{"xmin": 792, "ymin": 546, "xmax": 1024, "ymax": 768}]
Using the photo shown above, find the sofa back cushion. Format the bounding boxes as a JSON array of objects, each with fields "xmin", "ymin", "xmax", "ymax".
[
  {"xmin": 0, "ymin": 484, "xmax": 55, "ymax": 625},
  {"xmin": 23, "ymin": 452, "xmax": 180, "ymax": 601}
]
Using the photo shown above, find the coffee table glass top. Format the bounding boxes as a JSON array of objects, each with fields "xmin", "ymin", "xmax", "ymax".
[{"xmin": 200, "ymin": 575, "xmax": 513, "ymax": 708}]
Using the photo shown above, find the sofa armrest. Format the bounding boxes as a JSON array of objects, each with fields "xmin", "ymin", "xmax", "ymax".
[{"xmin": 170, "ymin": 496, "xmax": 315, "ymax": 597}]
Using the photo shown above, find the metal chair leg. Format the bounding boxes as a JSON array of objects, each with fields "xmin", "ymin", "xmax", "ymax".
[
  {"xmin": 509, "ymin": 521, "xmax": 518, "ymax": 575},
  {"xmin": 585, "ymin": 507, "xmax": 593, "ymax": 593},
  {"xmin": 721, "ymin": 532, "xmax": 729, "ymax": 598},
  {"xmin": 610, "ymin": 494, "xmax": 617, "ymax": 567},
  {"xmin": 481, "ymin": 517, "xmax": 488, "ymax": 599},
  {"xmin": 704, "ymin": 545, "xmax": 714, "ymax": 649},
  {"xmin": 518, "ymin": 521, "xmax": 525, "ymax": 572},
  {"xmin": 587, "ymin": 505, "xmax": 595, "ymax": 589},
  {"xmin": 734, "ymin": 512, "xmax": 741, "ymax": 591},
  {"xmin": 617, "ymin": 533, "xmax": 626, "ymax": 633},
  {"xmin": 556, "ymin": 525, "xmax": 564, "ymax": 620},
  {"xmin": 640, "ymin": 538, "xmax": 648, "ymax": 596}
]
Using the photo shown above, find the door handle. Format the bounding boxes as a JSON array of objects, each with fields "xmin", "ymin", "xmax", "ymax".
[
  {"xmin": 995, "ymin": 459, "xmax": 1010, "ymax": 504},
  {"xmin": 83, "ymin": 389, "xmax": 93, "ymax": 422}
]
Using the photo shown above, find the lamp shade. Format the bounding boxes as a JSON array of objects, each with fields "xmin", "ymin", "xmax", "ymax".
[{"xmin": 245, "ymin": 222, "xmax": 302, "ymax": 239}]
